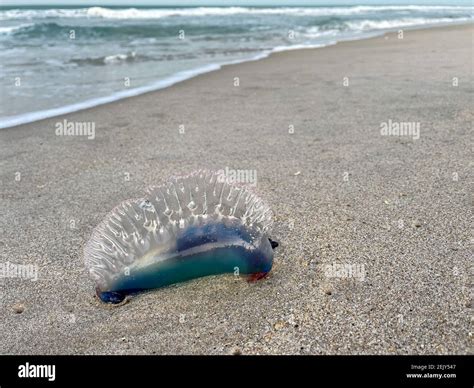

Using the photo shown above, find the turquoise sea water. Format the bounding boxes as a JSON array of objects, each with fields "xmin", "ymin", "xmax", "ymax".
[{"xmin": 0, "ymin": 5, "xmax": 472, "ymax": 127}]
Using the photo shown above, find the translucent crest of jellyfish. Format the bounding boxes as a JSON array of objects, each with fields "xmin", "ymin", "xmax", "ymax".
[{"xmin": 84, "ymin": 170, "xmax": 277, "ymax": 304}]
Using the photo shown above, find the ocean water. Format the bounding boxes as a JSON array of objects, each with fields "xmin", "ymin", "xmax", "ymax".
[{"xmin": 0, "ymin": 5, "xmax": 472, "ymax": 128}]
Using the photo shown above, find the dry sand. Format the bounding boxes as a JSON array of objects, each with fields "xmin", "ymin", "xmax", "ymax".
[{"xmin": 0, "ymin": 24, "xmax": 472, "ymax": 354}]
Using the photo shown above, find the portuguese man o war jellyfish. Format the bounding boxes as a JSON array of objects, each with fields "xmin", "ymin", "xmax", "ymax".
[{"xmin": 84, "ymin": 170, "xmax": 278, "ymax": 304}]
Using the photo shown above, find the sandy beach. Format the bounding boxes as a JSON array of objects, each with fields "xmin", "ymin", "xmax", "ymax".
[{"xmin": 0, "ymin": 24, "xmax": 472, "ymax": 355}]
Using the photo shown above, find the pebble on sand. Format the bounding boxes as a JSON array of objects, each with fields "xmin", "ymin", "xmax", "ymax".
[
  {"xmin": 13, "ymin": 304, "xmax": 24, "ymax": 314},
  {"xmin": 273, "ymin": 321, "xmax": 286, "ymax": 330},
  {"xmin": 231, "ymin": 347, "xmax": 242, "ymax": 355}
]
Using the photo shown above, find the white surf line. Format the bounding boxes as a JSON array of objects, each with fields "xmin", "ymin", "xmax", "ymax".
[{"xmin": 0, "ymin": 20, "xmax": 471, "ymax": 130}]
